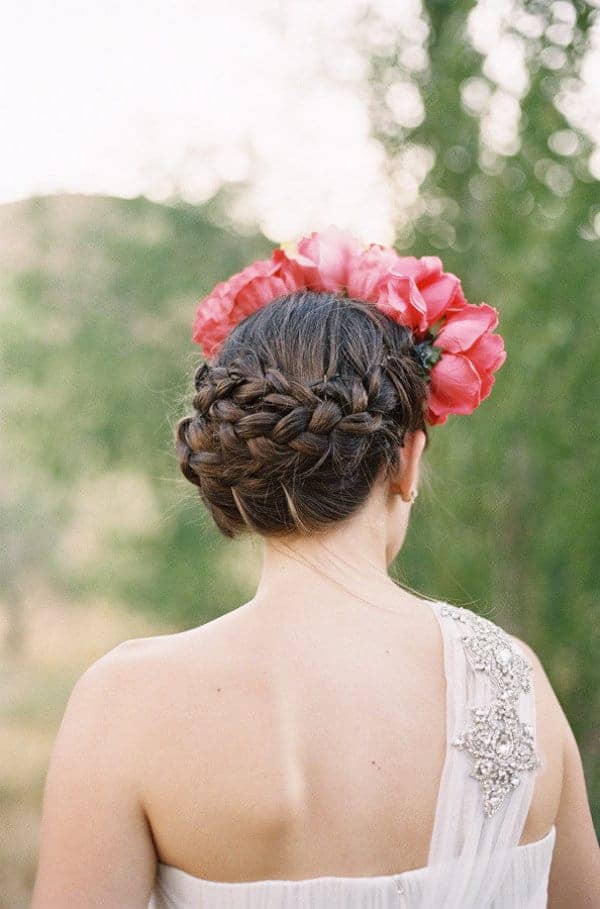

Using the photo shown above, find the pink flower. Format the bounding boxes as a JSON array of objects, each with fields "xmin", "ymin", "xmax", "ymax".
[
  {"xmin": 374, "ymin": 274, "xmax": 429, "ymax": 333},
  {"xmin": 192, "ymin": 251, "xmax": 307, "ymax": 357},
  {"xmin": 191, "ymin": 227, "xmax": 506, "ymax": 428},
  {"xmin": 426, "ymin": 303, "xmax": 507, "ymax": 424},
  {"xmin": 401, "ymin": 256, "xmax": 468, "ymax": 325},
  {"xmin": 347, "ymin": 245, "xmax": 468, "ymax": 335},
  {"xmin": 346, "ymin": 244, "xmax": 405, "ymax": 301},
  {"xmin": 292, "ymin": 226, "xmax": 364, "ymax": 292}
]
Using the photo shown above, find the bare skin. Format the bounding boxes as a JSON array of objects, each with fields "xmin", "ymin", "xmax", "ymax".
[{"xmin": 32, "ymin": 431, "xmax": 600, "ymax": 907}]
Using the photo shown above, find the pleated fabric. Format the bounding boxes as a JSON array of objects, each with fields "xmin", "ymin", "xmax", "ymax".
[
  {"xmin": 148, "ymin": 600, "xmax": 556, "ymax": 909},
  {"xmin": 420, "ymin": 601, "xmax": 553, "ymax": 908}
]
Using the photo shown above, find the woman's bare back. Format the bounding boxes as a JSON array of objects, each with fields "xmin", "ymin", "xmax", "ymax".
[{"xmin": 125, "ymin": 589, "xmax": 563, "ymax": 883}]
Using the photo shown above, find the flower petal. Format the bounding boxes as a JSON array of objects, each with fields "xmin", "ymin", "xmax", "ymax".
[
  {"xmin": 272, "ymin": 248, "xmax": 312, "ymax": 291},
  {"xmin": 296, "ymin": 226, "xmax": 363, "ymax": 291},
  {"xmin": 420, "ymin": 272, "xmax": 465, "ymax": 324},
  {"xmin": 192, "ymin": 289, "xmax": 237, "ymax": 354},
  {"xmin": 434, "ymin": 303, "xmax": 500, "ymax": 354},
  {"xmin": 428, "ymin": 353, "xmax": 482, "ymax": 419},
  {"xmin": 468, "ymin": 332, "xmax": 507, "ymax": 377},
  {"xmin": 425, "ymin": 406, "xmax": 448, "ymax": 426},
  {"xmin": 375, "ymin": 275, "xmax": 428, "ymax": 333},
  {"xmin": 192, "ymin": 249, "xmax": 310, "ymax": 355},
  {"xmin": 478, "ymin": 371, "xmax": 496, "ymax": 403},
  {"xmin": 346, "ymin": 244, "xmax": 401, "ymax": 300},
  {"xmin": 235, "ymin": 275, "xmax": 292, "ymax": 317}
]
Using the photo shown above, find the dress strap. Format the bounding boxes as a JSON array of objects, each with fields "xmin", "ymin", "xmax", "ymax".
[{"xmin": 423, "ymin": 600, "xmax": 542, "ymax": 907}]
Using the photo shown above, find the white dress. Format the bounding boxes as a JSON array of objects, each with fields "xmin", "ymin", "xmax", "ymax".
[{"xmin": 149, "ymin": 599, "xmax": 556, "ymax": 908}]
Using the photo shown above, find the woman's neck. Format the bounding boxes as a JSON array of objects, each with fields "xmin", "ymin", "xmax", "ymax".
[{"xmin": 251, "ymin": 488, "xmax": 408, "ymax": 615}]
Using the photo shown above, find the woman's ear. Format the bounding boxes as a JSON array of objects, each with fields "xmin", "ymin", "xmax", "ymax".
[{"xmin": 390, "ymin": 429, "xmax": 427, "ymax": 502}]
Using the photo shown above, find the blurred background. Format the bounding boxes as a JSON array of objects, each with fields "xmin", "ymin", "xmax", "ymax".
[{"xmin": 2, "ymin": 0, "xmax": 599, "ymax": 904}]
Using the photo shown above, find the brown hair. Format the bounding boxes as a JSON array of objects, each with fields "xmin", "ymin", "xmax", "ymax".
[{"xmin": 176, "ymin": 290, "xmax": 429, "ymax": 538}]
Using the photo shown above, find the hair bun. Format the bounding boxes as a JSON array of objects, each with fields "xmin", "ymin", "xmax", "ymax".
[{"xmin": 176, "ymin": 290, "xmax": 427, "ymax": 538}]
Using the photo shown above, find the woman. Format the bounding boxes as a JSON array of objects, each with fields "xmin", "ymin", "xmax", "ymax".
[{"xmin": 32, "ymin": 229, "xmax": 599, "ymax": 907}]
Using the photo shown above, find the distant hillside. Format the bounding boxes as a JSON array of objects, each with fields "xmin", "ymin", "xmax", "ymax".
[{"xmin": 0, "ymin": 192, "xmax": 271, "ymax": 625}]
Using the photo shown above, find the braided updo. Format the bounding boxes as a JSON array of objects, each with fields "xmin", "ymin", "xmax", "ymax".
[{"xmin": 176, "ymin": 290, "xmax": 428, "ymax": 538}]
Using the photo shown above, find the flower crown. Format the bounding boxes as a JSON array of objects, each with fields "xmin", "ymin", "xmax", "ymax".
[{"xmin": 192, "ymin": 226, "xmax": 506, "ymax": 426}]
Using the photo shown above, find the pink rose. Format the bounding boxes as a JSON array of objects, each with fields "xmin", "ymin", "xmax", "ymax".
[
  {"xmin": 192, "ymin": 251, "xmax": 307, "ymax": 357},
  {"xmin": 426, "ymin": 303, "xmax": 507, "ymax": 424}
]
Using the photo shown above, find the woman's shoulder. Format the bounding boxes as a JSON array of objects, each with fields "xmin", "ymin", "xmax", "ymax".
[
  {"xmin": 78, "ymin": 623, "xmax": 221, "ymax": 693},
  {"xmin": 435, "ymin": 602, "xmax": 554, "ymax": 681},
  {"xmin": 434, "ymin": 601, "xmax": 567, "ymax": 840},
  {"xmin": 77, "ymin": 630, "xmax": 186, "ymax": 689},
  {"xmin": 62, "ymin": 634, "xmax": 180, "ymax": 740},
  {"xmin": 65, "ymin": 625, "xmax": 216, "ymax": 731},
  {"xmin": 438, "ymin": 600, "xmax": 569, "ymax": 743},
  {"xmin": 57, "ymin": 625, "xmax": 232, "ymax": 790},
  {"xmin": 75, "ymin": 610, "xmax": 252, "ymax": 718}
]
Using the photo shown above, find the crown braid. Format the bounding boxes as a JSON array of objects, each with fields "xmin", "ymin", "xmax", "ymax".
[{"xmin": 175, "ymin": 291, "xmax": 427, "ymax": 538}]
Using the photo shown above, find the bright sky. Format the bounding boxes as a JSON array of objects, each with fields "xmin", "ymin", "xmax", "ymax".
[
  {"xmin": 1, "ymin": 0, "xmax": 413, "ymax": 243},
  {"xmin": 2, "ymin": 0, "xmax": 598, "ymax": 244}
]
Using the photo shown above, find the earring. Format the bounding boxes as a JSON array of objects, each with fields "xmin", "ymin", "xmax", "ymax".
[{"xmin": 393, "ymin": 485, "xmax": 419, "ymax": 503}]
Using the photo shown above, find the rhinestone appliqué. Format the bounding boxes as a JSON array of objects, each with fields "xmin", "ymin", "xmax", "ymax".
[{"xmin": 439, "ymin": 603, "xmax": 541, "ymax": 817}]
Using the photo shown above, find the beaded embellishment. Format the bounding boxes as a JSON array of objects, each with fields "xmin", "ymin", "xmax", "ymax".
[{"xmin": 439, "ymin": 603, "xmax": 541, "ymax": 817}]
